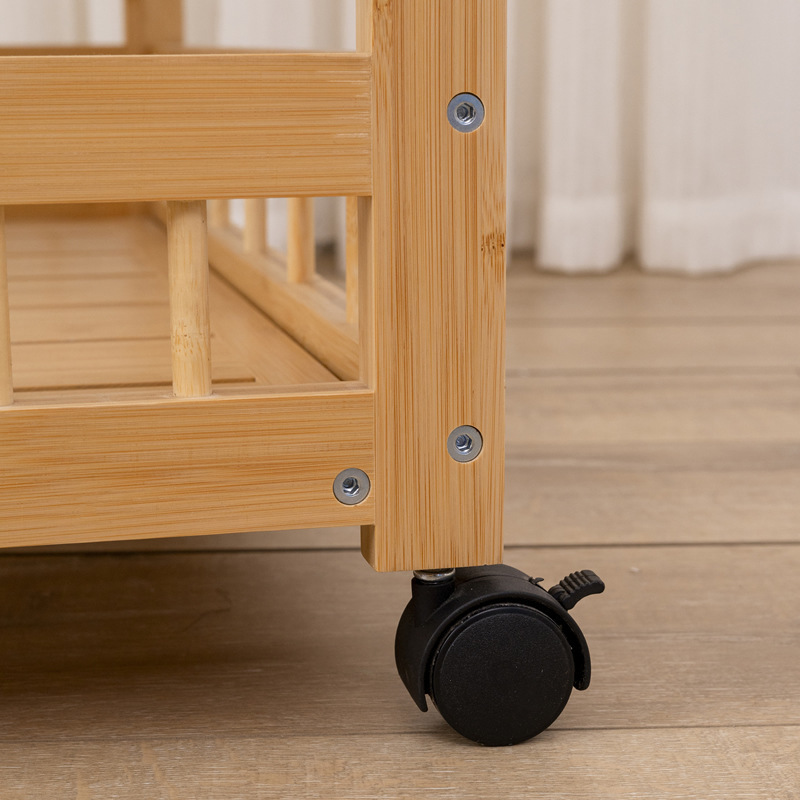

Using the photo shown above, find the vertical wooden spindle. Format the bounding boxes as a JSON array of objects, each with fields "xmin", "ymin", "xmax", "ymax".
[
  {"xmin": 287, "ymin": 197, "xmax": 315, "ymax": 283},
  {"xmin": 244, "ymin": 198, "xmax": 267, "ymax": 254},
  {"xmin": 208, "ymin": 199, "xmax": 230, "ymax": 230},
  {"xmin": 167, "ymin": 201, "xmax": 212, "ymax": 398},
  {"xmin": 345, "ymin": 196, "xmax": 359, "ymax": 324},
  {"xmin": 0, "ymin": 208, "xmax": 12, "ymax": 406}
]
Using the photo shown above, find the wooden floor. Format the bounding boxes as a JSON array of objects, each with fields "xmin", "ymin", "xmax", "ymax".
[{"xmin": 1, "ymin": 237, "xmax": 799, "ymax": 798}]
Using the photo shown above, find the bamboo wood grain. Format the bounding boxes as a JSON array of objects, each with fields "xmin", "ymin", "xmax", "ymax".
[
  {"xmin": 207, "ymin": 224, "xmax": 358, "ymax": 380},
  {"xmin": 0, "ymin": 389, "xmax": 374, "ymax": 548},
  {"xmin": 9, "ymin": 276, "xmax": 167, "ymax": 309},
  {"xmin": 0, "ymin": 208, "xmax": 12, "ymax": 405},
  {"xmin": 243, "ymin": 199, "xmax": 267, "ymax": 255},
  {"xmin": 7, "ymin": 252, "xmax": 153, "ymax": 280},
  {"xmin": 4, "ymin": 216, "xmax": 148, "ymax": 255},
  {"xmin": 167, "ymin": 201, "xmax": 212, "ymax": 398},
  {"xmin": 9, "ymin": 338, "xmax": 251, "ymax": 392},
  {"xmin": 0, "ymin": 54, "xmax": 372, "ymax": 204},
  {"xmin": 359, "ymin": 0, "xmax": 507, "ymax": 571},
  {"xmin": 208, "ymin": 199, "xmax": 230, "ymax": 230},
  {"xmin": 345, "ymin": 196, "xmax": 359, "ymax": 324},
  {"xmin": 287, "ymin": 197, "xmax": 316, "ymax": 283}
]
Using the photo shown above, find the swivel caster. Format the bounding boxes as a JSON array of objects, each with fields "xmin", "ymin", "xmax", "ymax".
[{"xmin": 395, "ymin": 564, "xmax": 604, "ymax": 746}]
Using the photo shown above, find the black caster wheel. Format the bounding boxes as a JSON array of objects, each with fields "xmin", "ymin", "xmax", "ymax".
[{"xmin": 395, "ymin": 564, "xmax": 604, "ymax": 746}]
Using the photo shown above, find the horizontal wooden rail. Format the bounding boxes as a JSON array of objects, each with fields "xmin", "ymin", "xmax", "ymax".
[
  {"xmin": 0, "ymin": 54, "xmax": 372, "ymax": 205},
  {"xmin": 0, "ymin": 387, "xmax": 375, "ymax": 547}
]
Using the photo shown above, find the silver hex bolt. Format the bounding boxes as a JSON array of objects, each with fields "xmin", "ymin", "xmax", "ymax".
[
  {"xmin": 447, "ymin": 425, "xmax": 483, "ymax": 462},
  {"xmin": 447, "ymin": 93, "xmax": 485, "ymax": 132},
  {"xmin": 333, "ymin": 468, "xmax": 371, "ymax": 505}
]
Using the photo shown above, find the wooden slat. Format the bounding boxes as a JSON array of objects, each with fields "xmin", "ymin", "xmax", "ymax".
[
  {"xmin": 0, "ymin": 389, "xmax": 375, "ymax": 547},
  {"xmin": 0, "ymin": 54, "xmax": 372, "ymax": 204},
  {"xmin": 4, "ymin": 216, "xmax": 148, "ymax": 255},
  {"xmin": 11, "ymin": 305, "xmax": 167, "ymax": 344},
  {"xmin": 0, "ymin": 208, "xmax": 11, "ymax": 405},
  {"xmin": 9, "ymin": 339, "xmax": 251, "ymax": 391},
  {"xmin": 167, "ymin": 201, "xmax": 212, "ymax": 397},
  {"xmin": 207, "ymin": 224, "xmax": 358, "ymax": 381},
  {"xmin": 8, "ymin": 252, "xmax": 153, "ymax": 279},
  {"xmin": 9, "ymin": 275, "xmax": 166, "ymax": 308},
  {"xmin": 359, "ymin": 0, "xmax": 507, "ymax": 571},
  {"xmin": 287, "ymin": 197, "xmax": 315, "ymax": 283}
]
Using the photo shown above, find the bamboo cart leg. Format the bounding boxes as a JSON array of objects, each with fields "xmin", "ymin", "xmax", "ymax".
[
  {"xmin": 360, "ymin": 0, "xmax": 606, "ymax": 746},
  {"xmin": 358, "ymin": 0, "xmax": 506, "ymax": 573}
]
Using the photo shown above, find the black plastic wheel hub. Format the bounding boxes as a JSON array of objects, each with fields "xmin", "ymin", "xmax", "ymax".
[{"xmin": 430, "ymin": 603, "xmax": 575, "ymax": 746}]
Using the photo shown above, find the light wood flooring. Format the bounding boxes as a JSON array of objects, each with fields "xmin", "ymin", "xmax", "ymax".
[{"xmin": 1, "ymin": 232, "xmax": 799, "ymax": 798}]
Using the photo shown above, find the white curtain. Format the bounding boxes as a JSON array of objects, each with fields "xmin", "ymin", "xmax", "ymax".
[
  {"xmin": 510, "ymin": 0, "xmax": 800, "ymax": 274},
  {"xmin": 4, "ymin": 0, "xmax": 800, "ymax": 274}
]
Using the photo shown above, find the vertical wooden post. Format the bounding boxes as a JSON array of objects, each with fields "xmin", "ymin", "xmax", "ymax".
[
  {"xmin": 244, "ymin": 198, "xmax": 268, "ymax": 255},
  {"xmin": 167, "ymin": 201, "xmax": 212, "ymax": 398},
  {"xmin": 345, "ymin": 196, "xmax": 359, "ymax": 324},
  {"xmin": 125, "ymin": 0, "xmax": 183, "ymax": 54},
  {"xmin": 0, "ymin": 208, "xmax": 12, "ymax": 406},
  {"xmin": 208, "ymin": 199, "xmax": 230, "ymax": 230},
  {"xmin": 358, "ymin": 0, "xmax": 507, "ymax": 571},
  {"xmin": 287, "ymin": 197, "xmax": 315, "ymax": 283}
]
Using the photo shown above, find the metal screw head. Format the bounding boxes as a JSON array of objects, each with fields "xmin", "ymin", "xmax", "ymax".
[
  {"xmin": 447, "ymin": 93, "xmax": 485, "ymax": 132},
  {"xmin": 447, "ymin": 425, "xmax": 483, "ymax": 462},
  {"xmin": 333, "ymin": 468, "xmax": 371, "ymax": 505}
]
